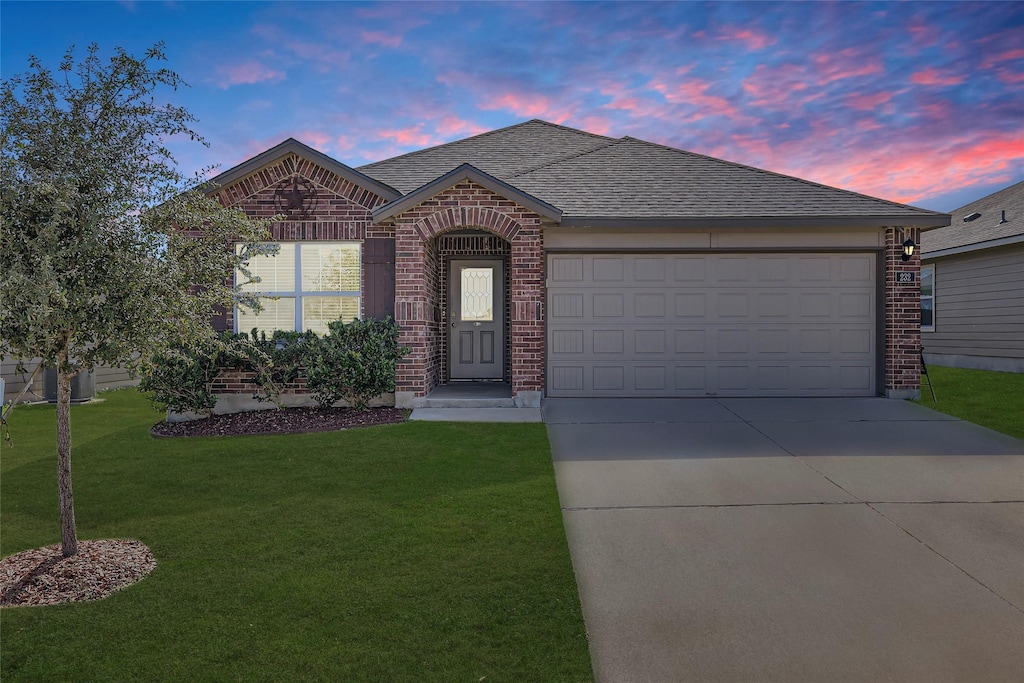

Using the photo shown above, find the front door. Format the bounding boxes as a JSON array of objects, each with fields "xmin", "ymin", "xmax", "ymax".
[{"xmin": 449, "ymin": 259, "xmax": 505, "ymax": 380}]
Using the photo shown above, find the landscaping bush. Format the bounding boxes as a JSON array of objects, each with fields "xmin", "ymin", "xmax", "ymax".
[
  {"xmin": 230, "ymin": 329, "xmax": 309, "ymax": 405},
  {"xmin": 306, "ymin": 317, "xmax": 408, "ymax": 410},
  {"xmin": 138, "ymin": 337, "xmax": 224, "ymax": 417},
  {"xmin": 140, "ymin": 318, "xmax": 408, "ymax": 415}
]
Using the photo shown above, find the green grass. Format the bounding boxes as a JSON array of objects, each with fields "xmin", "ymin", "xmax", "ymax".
[
  {"xmin": 916, "ymin": 365, "xmax": 1024, "ymax": 440},
  {"xmin": 0, "ymin": 390, "xmax": 592, "ymax": 682}
]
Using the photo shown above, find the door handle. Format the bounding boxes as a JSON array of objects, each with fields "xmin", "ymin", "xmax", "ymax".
[{"xmin": 451, "ymin": 322, "xmax": 457, "ymax": 328}]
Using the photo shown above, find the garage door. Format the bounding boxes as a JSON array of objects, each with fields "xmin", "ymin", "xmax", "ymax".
[{"xmin": 547, "ymin": 253, "xmax": 876, "ymax": 397}]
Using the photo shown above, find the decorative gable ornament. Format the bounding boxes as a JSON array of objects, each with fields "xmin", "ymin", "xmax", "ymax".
[{"xmin": 274, "ymin": 175, "xmax": 318, "ymax": 219}]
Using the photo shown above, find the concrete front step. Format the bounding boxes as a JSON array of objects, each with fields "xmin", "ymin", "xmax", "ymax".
[
  {"xmin": 409, "ymin": 407, "xmax": 542, "ymax": 423},
  {"xmin": 419, "ymin": 397, "xmax": 517, "ymax": 409}
]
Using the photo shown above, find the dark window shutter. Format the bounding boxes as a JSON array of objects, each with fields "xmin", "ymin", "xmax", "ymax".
[
  {"xmin": 211, "ymin": 305, "xmax": 230, "ymax": 332},
  {"xmin": 362, "ymin": 238, "xmax": 396, "ymax": 320}
]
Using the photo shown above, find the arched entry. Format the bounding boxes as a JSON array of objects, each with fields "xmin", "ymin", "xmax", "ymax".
[{"xmin": 436, "ymin": 231, "xmax": 511, "ymax": 383}]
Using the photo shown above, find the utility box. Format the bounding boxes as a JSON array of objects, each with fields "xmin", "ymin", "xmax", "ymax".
[{"xmin": 44, "ymin": 369, "xmax": 95, "ymax": 404}]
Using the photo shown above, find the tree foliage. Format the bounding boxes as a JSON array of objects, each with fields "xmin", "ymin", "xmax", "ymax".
[{"xmin": 0, "ymin": 43, "xmax": 273, "ymax": 556}]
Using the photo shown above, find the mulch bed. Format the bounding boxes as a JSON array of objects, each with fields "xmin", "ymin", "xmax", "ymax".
[
  {"xmin": 0, "ymin": 539, "xmax": 157, "ymax": 607},
  {"xmin": 150, "ymin": 406, "xmax": 408, "ymax": 438}
]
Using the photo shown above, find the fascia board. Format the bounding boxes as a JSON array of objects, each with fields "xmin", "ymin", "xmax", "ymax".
[
  {"xmin": 922, "ymin": 233, "xmax": 1024, "ymax": 260},
  {"xmin": 556, "ymin": 214, "xmax": 951, "ymax": 230}
]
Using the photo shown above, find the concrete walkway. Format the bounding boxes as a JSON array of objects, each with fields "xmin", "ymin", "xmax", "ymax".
[{"xmin": 544, "ymin": 398, "xmax": 1024, "ymax": 682}]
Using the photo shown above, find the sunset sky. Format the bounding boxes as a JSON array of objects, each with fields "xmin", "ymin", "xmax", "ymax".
[{"xmin": 2, "ymin": 1, "xmax": 1022, "ymax": 212}]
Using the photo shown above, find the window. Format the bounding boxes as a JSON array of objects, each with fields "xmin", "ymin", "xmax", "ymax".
[
  {"xmin": 921, "ymin": 264, "xmax": 934, "ymax": 331},
  {"xmin": 236, "ymin": 242, "xmax": 361, "ymax": 335}
]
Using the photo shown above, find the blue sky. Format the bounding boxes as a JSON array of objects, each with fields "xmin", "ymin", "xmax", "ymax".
[{"xmin": 2, "ymin": 1, "xmax": 1022, "ymax": 212}]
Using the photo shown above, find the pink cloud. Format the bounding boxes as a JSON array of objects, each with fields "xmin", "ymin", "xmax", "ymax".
[
  {"xmin": 213, "ymin": 61, "xmax": 286, "ymax": 89},
  {"xmin": 251, "ymin": 25, "xmax": 350, "ymax": 70},
  {"xmin": 576, "ymin": 115, "xmax": 613, "ymax": 137},
  {"xmin": 845, "ymin": 91, "xmax": 894, "ymax": 111},
  {"xmin": 742, "ymin": 63, "xmax": 812, "ymax": 109},
  {"xmin": 909, "ymin": 68, "xmax": 966, "ymax": 86},
  {"xmin": 981, "ymin": 48, "xmax": 1024, "ymax": 68},
  {"xmin": 376, "ymin": 124, "xmax": 442, "ymax": 148},
  {"xmin": 360, "ymin": 31, "xmax": 402, "ymax": 48},
  {"xmin": 435, "ymin": 116, "xmax": 489, "ymax": 138},
  {"xmin": 749, "ymin": 132, "xmax": 1024, "ymax": 206},
  {"xmin": 997, "ymin": 70, "xmax": 1024, "ymax": 85},
  {"xmin": 598, "ymin": 80, "xmax": 645, "ymax": 113},
  {"xmin": 811, "ymin": 48, "xmax": 884, "ymax": 85},
  {"xmin": 289, "ymin": 130, "xmax": 333, "ymax": 151},
  {"xmin": 652, "ymin": 77, "xmax": 743, "ymax": 123},
  {"xmin": 716, "ymin": 27, "xmax": 776, "ymax": 51}
]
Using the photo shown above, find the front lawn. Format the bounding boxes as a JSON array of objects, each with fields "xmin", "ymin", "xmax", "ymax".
[
  {"xmin": 916, "ymin": 365, "xmax": 1024, "ymax": 440},
  {"xmin": 0, "ymin": 390, "xmax": 591, "ymax": 682}
]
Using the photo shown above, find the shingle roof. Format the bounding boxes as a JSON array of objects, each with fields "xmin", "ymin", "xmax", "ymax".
[
  {"xmin": 358, "ymin": 120, "xmax": 615, "ymax": 194},
  {"xmin": 360, "ymin": 120, "xmax": 948, "ymax": 228},
  {"xmin": 921, "ymin": 181, "xmax": 1024, "ymax": 256},
  {"xmin": 508, "ymin": 137, "xmax": 943, "ymax": 222}
]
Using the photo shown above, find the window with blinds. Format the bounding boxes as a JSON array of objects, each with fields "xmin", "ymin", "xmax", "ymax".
[{"xmin": 235, "ymin": 242, "xmax": 361, "ymax": 335}]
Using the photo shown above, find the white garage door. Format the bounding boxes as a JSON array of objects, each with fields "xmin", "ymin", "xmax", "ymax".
[{"xmin": 547, "ymin": 253, "xmax": 877, "ymax": 397}]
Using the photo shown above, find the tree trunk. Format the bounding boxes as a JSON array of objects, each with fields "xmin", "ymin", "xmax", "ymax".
[{"xmin": 56, "ymin": 366, "xmax": 78, "ymax": 557}]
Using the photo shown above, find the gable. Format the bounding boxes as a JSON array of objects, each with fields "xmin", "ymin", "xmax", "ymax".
[{"xmin": 208, "ymin": 138, "xmax": 401, "ymax": 211}]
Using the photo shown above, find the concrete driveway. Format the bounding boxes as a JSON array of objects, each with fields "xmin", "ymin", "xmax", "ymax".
[{"xmin": 544, "ymin": 398, "xmax": 1024, "ymax": 682}]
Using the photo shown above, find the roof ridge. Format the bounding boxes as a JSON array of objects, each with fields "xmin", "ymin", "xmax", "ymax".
[
  {"xmin": 951, "ymin": 179, "xmax": 1024, "ymax": 213},
  {"xmin": 507, "ymin": 138, "xmax": 623, "ymax": 178},
  {"xmin": 619, "ymin": 136, "xmax": 947, "ymax": 217},
  {"xmin": 357, "ymin": 119, "xmax": 616, "ymax": 170}
]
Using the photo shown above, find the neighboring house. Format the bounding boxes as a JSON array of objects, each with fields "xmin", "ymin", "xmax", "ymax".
[
  {"xmin": 198, "ymin": 120, "xmax": 949, "ymax": 406},
  {"xmin": 1, "ymin": 356, "xmax": 137, "ymax": 405},
  {"xmin": 920, "ymin": 181, "xmax": 1024, "ymax": 373}
]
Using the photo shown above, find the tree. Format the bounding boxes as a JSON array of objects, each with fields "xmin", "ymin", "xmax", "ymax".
[{"xmin": 0, "ymin": 43, "xmax": 272, "ymax": 557}]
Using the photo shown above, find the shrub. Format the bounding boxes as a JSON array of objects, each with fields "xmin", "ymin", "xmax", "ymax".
[
  {"xmin": 140, "ymin": 318, "xmax": 408, "ymax": 415},
  {"xmin": 305, "ymin": 318, "xmax": 408, "ymax": 410},
  {"xmin": 139, "ymin": 338, "xmax": 224, "ymax": 417},
  {"xmin": 230, "ymin": 329, "xmax": 310, "ymax": 406}
]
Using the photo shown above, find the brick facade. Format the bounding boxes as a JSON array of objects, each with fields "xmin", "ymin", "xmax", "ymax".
[
  {"xmin": 390, "ymin": 181, "xmax": 545, "ymax": 402},
  {"xmin": 884, "ymin": 226, "xmax": 922, "ymax": 397},
  {"xmin": 211, "ymin": 153, "xmax": 393, "ymax": 332},
  {"xmin": 210, "ymin": 147, "xmax": 924, "ymax": 407}
]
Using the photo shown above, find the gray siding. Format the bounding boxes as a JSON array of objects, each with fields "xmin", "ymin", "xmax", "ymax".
[
  {"xmin": 922, "ymin": 244, "xmax": 1024, "ymax": 372},
  {"xmin": 2, "ymin": 357, "xmax": 138, "ymax": 404},
  {"xmin": 1, "ymin": 356, "xmax": 45, "ymax": 403}
]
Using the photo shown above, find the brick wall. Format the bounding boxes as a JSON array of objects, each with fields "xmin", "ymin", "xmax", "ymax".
[
  {"xmin": 212, "ymin": 153, "xmax": 394, "ymax": 332},
  {"xmin": 884, "ymin": 226, "xmax": 922, "ymax": 396},
  {"xmin": 391, "ymin": 181, "xmax": 545, "ymax": 399}
]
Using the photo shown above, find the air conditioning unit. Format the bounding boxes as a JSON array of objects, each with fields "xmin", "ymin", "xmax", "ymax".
[{"xmin": 44, "ymin": 369, "xmax": 95, "ymax": 403}]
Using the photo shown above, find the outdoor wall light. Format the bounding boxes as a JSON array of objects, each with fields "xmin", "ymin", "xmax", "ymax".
[{"xmin": 902, "ymin": 238, "xmax": 916, "ymax": 262}]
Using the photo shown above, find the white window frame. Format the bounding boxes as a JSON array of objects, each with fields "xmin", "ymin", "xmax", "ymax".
[
  {"xmin": 235, "ymin": 241, "xmax": 361, "ymax": 335},
  {"xmin": 921, "ymin": 264, "xmax": 935, "ymax": 332}
]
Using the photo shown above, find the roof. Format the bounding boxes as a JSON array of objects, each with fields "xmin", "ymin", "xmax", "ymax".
[
  {"xmin": 359, "ymin": 120, "xmax": 948, "ymax": 229},
  {"xmin": 921, "ymin": 181, "xmax": 1024, "ymax": 258},
  {"xmin": 372, "ymin": 164, "xmax": 561, "ymax": 223},
  {"xmin": 207, "ymin": 138, "xmax": 401, "ymax": 202},
  {"xmin": 358, "ymin": 120, "xmax": 615, "ymax": 194},
  {"xmin": 508, "ymin": 137, "xmax": 946, "ymax": 228}
]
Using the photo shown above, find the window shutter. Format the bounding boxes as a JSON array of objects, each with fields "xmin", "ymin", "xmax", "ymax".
[
  {"xmin": 362, "ymin": 238, "xmax": 396, "ymax": 320},
  {"xmin": 211, "ymin": 305, "xmax": 230, "ymax": 332}
]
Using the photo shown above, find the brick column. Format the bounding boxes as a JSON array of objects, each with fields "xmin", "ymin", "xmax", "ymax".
[
  {"xmin": 509, "ymin": 223, "xmax": 545, "ymax": 405},
  {"xmin": 394, "ymin": 222, "xmax": 429, "ymax": 406},
  {"xmin": 884, "ymin": 226, "xmax": 921, "ymax": 398}
]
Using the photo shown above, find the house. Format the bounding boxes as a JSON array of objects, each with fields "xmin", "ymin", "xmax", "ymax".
[
  {"xmin": 205, "ymin": 120, "xmax": 950, "ymax": 407},
  {"xmin": 920, "ymin": 181, "xmax": 1024, "ymax": 373}
]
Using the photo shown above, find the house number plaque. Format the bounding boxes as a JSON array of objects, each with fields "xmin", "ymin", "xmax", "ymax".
[{"xmin": 896, "ymin": 272, "xmax": 915, "ymax": 283}]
